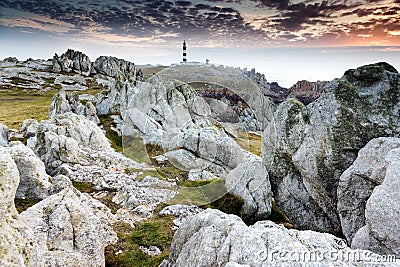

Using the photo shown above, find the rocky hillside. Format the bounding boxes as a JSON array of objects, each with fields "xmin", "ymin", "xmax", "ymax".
[{"xmin": 1, "ymin": 51, "xmax": 400, "ymax": 266}]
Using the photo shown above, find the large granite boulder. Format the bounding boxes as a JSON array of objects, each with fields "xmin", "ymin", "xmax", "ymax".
[
  {"xmin": 263, "ymin": 62, "xmax": 400, "ymax": 235},
  {"xmin": 30, "ymin": 113, "xmax": 111, "ymax": 173},
  {"xmin": 225, "ymin": 157, "xmax": 272, "ymax": 222},
  {"xmin": 52, "ymin": 49, "xmax": 92, "ymax": 76},
  {"xmin": 20, "ymin": 188, "xmax": 117, "ymax": 267},
  {"xmin": 0, "ymin": 123, "xmax": 8, "ymax": 146},
  {"xmin": 337, "ymin": 138, "xmax": 400, "ymax": 257},
  {"xmin": 163, "ymin": 209, "xmax": 386, "ymax": 267},
  {"xmin": 338, "ymin": 138, "xmax": 400, "ymax": 245},
  {"xmin": 96, "ymin": 73, "xmax": 137, "ymax": 115},
  {"xmin": 0, "ymin": 147, "xmax": 40, "ymax": 267},
  {"xmin": 49, "ymin": 90, "xmax": 99, "ymax": 124},
  {"xmin": 93, "ymin": 56, "xmax": 140, "ymax": 80},
  {"xmin": 7, "ymin": 142, "xmax": 52, "ymax": 199}
]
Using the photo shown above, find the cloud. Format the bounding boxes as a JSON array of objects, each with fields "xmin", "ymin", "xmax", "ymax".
[{"xmin": 0, "ymin": 0, "xmax": 399, "ymax": 47}]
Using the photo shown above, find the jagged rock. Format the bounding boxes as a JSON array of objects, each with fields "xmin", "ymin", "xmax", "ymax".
[
  {"xmin": 96, "ymin": 73, "xmax": 137, "ymax": 115},
  {"xmin": 338, "ymin": 137, "xmax": 400, "ymax": 245},
  {"xmin": 337, "ymin": 138, "xmax": 400, "ymax": 257},
  {"xmin": 263, "ymin": 62, "xmax": 400, "ymax": 235},
  {"xmin": 21, "ymin": 119, "xmax": 39, "ymax": 138},
  {"xmin": 4, "ymin": 56, "xmax": 18, "ymax": 63},
  {"xmin": 7, "ymin": 142, "xmax": 52, "ymax": 199},
  {"xmin": 225, "ymin": 158, "xmax": 272, "ymax": 222},
  {"xmin": 20, "ymin": 188, "xmax": 117, "ymax": 267},
  {"xmin": 0, "ymin": 147, "xmax": 40, "ymax": 267},
  {"xmin": 30, "ymin": 113, "xmax": 111, "ymax": 173},
  {"xmin": 93, "ymin": 56, "xmax": 139, "ymax": 80},
  {"xmin": 289, "ymin": 80, "xmax": 328, "ymax": 105},
  {"xmin": 160, "ymin": 204, "xmax": 203, "ymax": 229},
  {"xmin": 52, "ymin": 49, "xmax": 92, "ymax": 76},
  {"xmin": 164, "ymin": 209, "xmax": 385, "ymax": 267},
  {"xmin": 49, "ymin": 90, "xmax": 100, "ymax": 124},
  {"xmin": 0, "ymin": 123, "xmax": 8, "ymax": 146}
]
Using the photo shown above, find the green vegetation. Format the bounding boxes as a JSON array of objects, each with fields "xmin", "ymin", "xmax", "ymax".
[
  {"xmin": 0, "ymin": 89, "xmax": 56, "ymax": 128},
  {"xmin": 140, "ymin": 66, "xmax": 168, "ymax": 80},
  {"xmin": 99, "ymin": 115, "xmax": 123, "ymax": 152},
  {"xmin": 125, "ymin": 168, "xmax": 163, "ymax": 180},
  {"xmin": 105, "ymin": 214, "xmax": 175, "ymax": 267},
  {"xmin": 14, "ymin": 198, "xmax": 41, "ymax": 213},
  {"xmin": 269, "ymin": 198, "xmax": 292, "ymax": 227},
  {"xmin": 235, "ymin": 131, "xmax": 262, "ymax": 157},
  {"xmin": 72, "ymin": 181, "xmax": 95, "ymax": 193}
]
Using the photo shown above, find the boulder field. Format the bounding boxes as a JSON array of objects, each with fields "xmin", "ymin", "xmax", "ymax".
[{"xmin": 1, "ymin": 52, "xmax": 399, "ymax": 266}]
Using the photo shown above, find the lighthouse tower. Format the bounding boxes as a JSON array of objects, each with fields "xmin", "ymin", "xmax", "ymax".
[{"xmin": 182, "ymin": 40, "xmax": 187, "ymax": 63}]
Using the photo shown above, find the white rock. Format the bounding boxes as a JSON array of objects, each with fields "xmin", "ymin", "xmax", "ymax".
[{"xmin": 7, "ymin": 142, "xmax": 52, "ymax": 199}]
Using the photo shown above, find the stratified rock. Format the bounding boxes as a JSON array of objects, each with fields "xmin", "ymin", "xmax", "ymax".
[
  {"xmin": 289, "ymin": 80, "xmax": 328, "ymax": 105},
  {"xmin": 0, "ymin": 147, "xmax": 40, "ymax": 267},
  {"xmin": 93, "ymin": 56, "xmax": 139, "ymax": 80},
  {"xmin": 263, "ymin": 62, "xmax": 400, "ymax": 235},
  {"xmin": 49, "ymin": 90, "xmax": 100, "ymax": 124},
  {"xmin": 164, "ymin": 209, "xmax": 385, "ymax": 267},
  {"xmin": 52, "ymin": 49, "xmax": 92, "ymax": 76},
  {"xmin": 343, "ymin": 139, "xmax": 400, "ymax": 257},
  {"xmin": 0, "ymin": 123, "xmax": 8, "ymax": 146},
  {"xmin": 20, "ymin": 188, "xmax": 117, "ymax": 267},
  {"xmin": 7, "ymin": 142, "xmax": 52, "ymax": 199},
  {"xmin": 338, "ymin": 137, "xmax": 400, "ymax": 245},
  {"xmin": 225, "ymin": 158, "xmax": 272, "ymax": 222}
]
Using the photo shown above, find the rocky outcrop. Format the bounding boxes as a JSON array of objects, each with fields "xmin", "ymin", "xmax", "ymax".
[
  {"xmin": 225, "ymin": 158, "xmax": 272, "ymax": 222},
  {"xmin": 20, "ymin": 188, "xmax": 117, "ymax": 267},
  {"xmin": 337, "ymin": 138, "xmax": 400, "ymax": 256},
  {"xmin": 96, "ymin": 73, "xmax": 137, "ymax": 115},
  {"xmin": 263, "ymin": 62, "xmax": 400, "ymax": 235},
  {"xmin": 159, "ymin": 204, "xmax": 203, "ymax": 229},
  {"xmin": 0, "ymin": 123, "xmax": 8, "ymax": 146},
  {"xmin": 164, "ymin": 209, "xmax": 385, "ymax": 267},
  {"xmin": 94, "ymin": 56, "xmax": 141, "ymax": 80},
  {"xmin": 289, "ymin": 80, "xmax": 328, "ymax": 105},
  {"xmin": 52, "ymin": 49, "xmax": 92, "ymax": 76},
  {"xmin": 241, "ymin": 68, "xmax": 289, "ymax": 103},
  {"xmin": 7, "ymin": 142, "xmax": 52, "ymax": 199},
  {"xmin": 49, "ymin": 90, "xmax": 99, "ymax": 124},
  {"xmin": 0, "ymin": 147, "xmax": 40, "ymax": 267}
]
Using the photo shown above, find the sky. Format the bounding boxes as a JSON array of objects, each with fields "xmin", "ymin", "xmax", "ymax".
[{"xmin": 0, "ymin": 0, "xmax": 399, "ymax": 87}]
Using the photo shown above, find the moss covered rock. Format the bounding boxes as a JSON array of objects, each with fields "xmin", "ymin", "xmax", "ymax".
[{"xmin": 263, "ymin": 62, "xmax": 400, "ymax": 235}]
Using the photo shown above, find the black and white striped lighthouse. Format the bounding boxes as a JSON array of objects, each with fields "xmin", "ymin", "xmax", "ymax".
[{"xmin": 182, "ymin": 40, "xmax": 187, "ymax": 63}]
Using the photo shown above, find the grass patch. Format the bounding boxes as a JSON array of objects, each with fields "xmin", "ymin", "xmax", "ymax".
[
  {"xmin": 105, "ymin": 215, "xmax": 175, "ymax": 267},
  {"xmin": 140, "ymin": 66, "xmax": 169, "ymax": 80},
  {"xmin": 97, "ymin": 192, "xmax": 121, "ymax": 214},
  {"xmin": 72, "ymin": 181, "xmax": 95, "ymax": 193},
  {"xmin": 14, "ymin": 198, "xmax": 41, "ymax": 213},
  {"xmin": 99, "ymin": 115, "xmax": 123, "ymax": 152},
  {"xmin": 235, "ymin": 131, "xmax": 262, "ymax": 157},
  {"xmin": 0, "ymin": 89, "xmax": 56, "ymax": 128},
  {"xmin": 169, "ymin": 178, "xmax": 226, "ymax": 206},
  {"xmin": 125, "ymin": 168, "xmax": 163, "ymax": 180}
]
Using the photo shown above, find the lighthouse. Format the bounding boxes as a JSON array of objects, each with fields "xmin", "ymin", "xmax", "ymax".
[{"xmin": 182, "ymin": 40, "xmax": 187, "ymax": 63}]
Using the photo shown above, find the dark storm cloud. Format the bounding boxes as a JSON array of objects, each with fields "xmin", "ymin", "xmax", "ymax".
[{"xmin": 0, "ymin": 0, "xmax": 398, "ymax": 46}]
